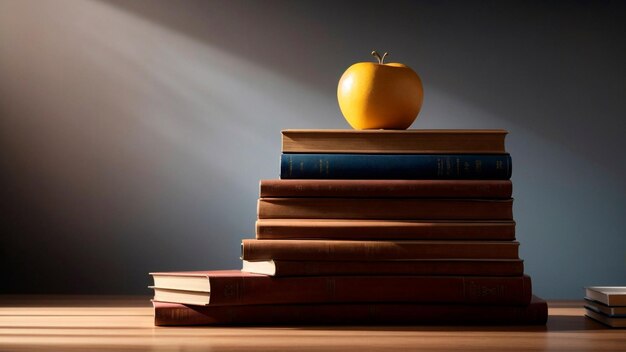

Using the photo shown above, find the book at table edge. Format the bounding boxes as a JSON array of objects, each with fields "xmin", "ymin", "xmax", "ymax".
[
  {"xmin": 584, "ymin": 287, "xmax": 626, "ymax": 306},
  {"xmin": 584, "ymin": 298, "xmax": 626, "ymax": 317},
  {"xmin": 152, "ymin": 295, "xmax": 548, "ymax": 326},
  {"xmin": 584, "ymin": 308, "xmax": 626, "ymax": 328},
  {"xmin": 281, "ymin": 129, "xmax": 508, "ymax": 154}
]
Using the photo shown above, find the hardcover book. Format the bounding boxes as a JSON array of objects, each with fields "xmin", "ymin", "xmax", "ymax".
[
  {"xmin": 241, "ymin": 239, "xmax": 520, "ymax": 261},
  {"xmin": 281, "ymin": 129, "xmax": 508, "ymax": 154},
  {"xmin": 585, "ymin": 287, "xmax": 626, "ymax": 306},
  {"xmin": 256, "ymin": 219, "xmax": 516, "ymax": 241},
  {"xmin": 259, "ymin": 179, "xmax": 513, "ymax": 199},
  {"xmin": 153, "ymin": 295, "xmax": 548, "ymax": 326},
  {"xmin": 257, "ymin": 198, "xmax": 513, "ymax": 220},
  {"xmin": 150, "ymin": 271, "xmax": 532, "ymax": 306},
  {"xmin": 280, "ymin": 154, "xmax": 512, "ymax": 180},
  {"xmin": 584, "ymin": 299, "xmax": 626, "ymax": 317},
  {"xmin": 241, "ymin": 259, "xmax": 524, "ymax": 277},
  {"xmin": 584, "ymin": 308, "xmax": 626, "ymax": 328}
]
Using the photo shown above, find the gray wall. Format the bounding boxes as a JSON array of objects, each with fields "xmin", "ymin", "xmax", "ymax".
[{"xmin": 1, "ymin": 0, "xmax": 624, "ymax": 298}]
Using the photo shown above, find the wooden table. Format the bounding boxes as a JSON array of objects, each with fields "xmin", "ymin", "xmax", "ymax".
[{"xmin": 0, "ymin": 296, "xmax": 624, "ymax": 351}]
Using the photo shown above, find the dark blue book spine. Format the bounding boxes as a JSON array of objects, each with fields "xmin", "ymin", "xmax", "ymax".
[{"xmin": 280, "ymin": 154, "xmax": 512, "ymax": 180}]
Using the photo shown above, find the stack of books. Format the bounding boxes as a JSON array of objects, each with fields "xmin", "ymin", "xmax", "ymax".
[
  {"xmin": 150, "ymin": 129, "xmax": 548, "ymax": 326},
  {"xmin": 584, "ymin": 287, "xmax": 626, "ymax": 328}
]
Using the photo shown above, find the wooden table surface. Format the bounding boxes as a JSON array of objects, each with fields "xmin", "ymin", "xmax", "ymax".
[{"xmin": 0, "ymin": 295, "xmax": 624, "ymax": 351}]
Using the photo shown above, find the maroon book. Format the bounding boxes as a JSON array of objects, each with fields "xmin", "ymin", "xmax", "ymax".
[
  {"xmin": 242, "ymin": 259, "xmax": 525, "ymax": 277},
  {"xmin": 150, "ymin": 270, "xmax": 531, "ymax": 306},
  {"xmin": 256, "ymin": 219, "xmax": 516, "ymax": 240},
  {"xmin": 153, "ymin": 295, "xmax": 548, "ymax": 326},
  {"xmin": 257, "ymin": 198, "xmax": 513, "ymax": 220},
  {"xmin": 259, "ymin": 179, "xmax": 512, "ymax": 199},
  {"xmin": 241, "ymin": 239, "xmax": 520, "ymax": 261}
]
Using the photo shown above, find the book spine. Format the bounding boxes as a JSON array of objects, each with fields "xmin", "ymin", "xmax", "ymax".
[
  {"xmin": 257, "ymin": 198, "xmax": 513, "ymax": 220},
  {"xmin": 263, "ymin": 259, "xmax": 524, "ymax": 277},
  {"xmin": 241, "ymin": 239, "xmax": 520, "ymax": 261},
  {"xmin": 281, "ymin": 130, "xmax": 508, "ymax": 154},
  {"xmin": 256, "ymin": 220, "xmax": 516, "ymax": 240},
  {"xmin": 206, "ymin": 275, "xmax": 531, "ymax": 306},
  {"xmin": 260, "ymin": 180, "xmax": 513, "ymax": 198},
  {"xmin": 280, "ymin": 154, "xmax": 512, "ymax": 180},
  {"xmin": 153, "ymin": 297, "xmax": 547, "ymax": 326}
]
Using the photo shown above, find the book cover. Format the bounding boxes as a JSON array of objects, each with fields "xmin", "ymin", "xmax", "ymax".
[
  {"xmin": 256, "ymin": 219, "xmax": 516, "ymax": 240},
  {"xmin": 585, "ymin": 308, "xmax": 626, "ymax": 328},
  {"xmin": 585, "ymin": 287, "xmax": 626, "ymax": 306},
  {"xmin": 257, "ymin": 198, "xmax": 513, "ymax": 220},
  {"xmin": 242, "ymin": 259, "xmax": 524, "ymax": 277},
  {"xmin": 153, "ymin": 295, "xmax": 548, "ymax": 326},
  {"xmin": 260, "ymin": 179, "xmax": 513, "ymax": 198},
  {"xmin": 151, "ymin": 272, "xmax": 532, "ymax": 306},
  {"xmin": 241, "ymin": 239, "xmax": 520, "ymax": 261},
  {"xmin": 280, "ymin": 154, "xmax": 512, "ymax": 180},
  {"xmin": 584, "ymin": 299, "xmax": 626, "ymax": 317},
  {"xmin": 281, "ymin": 129, "xmax": 508, "ymax": 154}
]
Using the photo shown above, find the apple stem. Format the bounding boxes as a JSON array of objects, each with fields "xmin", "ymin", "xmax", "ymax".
[{"xmin": 371, "ymin": 50, "xmax": 389, "ymax": 64}]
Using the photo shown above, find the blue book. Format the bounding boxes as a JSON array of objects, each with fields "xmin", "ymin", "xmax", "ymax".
[{"xmin": 280, "ymin": 154, "xmax": 512, "ymax": 180}]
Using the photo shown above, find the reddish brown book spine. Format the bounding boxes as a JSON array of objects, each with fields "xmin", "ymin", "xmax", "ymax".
[
  {"xmin": 185, "ymin": 274, "xmax": 531, "ymax": 306},
  {"xmin": 257, "ymin": 198, "xmax": 513, "ymax": 220},
  {"xmin": 153, "ymin": 296, "xmax": 547, "ymax": 326},
  {"xmin": 241, "ymin": 239, "xmax": 519, "ymax": 261},
  {"xmin": 256, "ymin": 219, "xmax": 516, "ymax": 240},
  {"xmin": 247, "ymin": 259, "xmax": 525, "ymax": 277},
  {"xmin": 260, "ymin": 179, "xmax": 513, "ymax": 198}
]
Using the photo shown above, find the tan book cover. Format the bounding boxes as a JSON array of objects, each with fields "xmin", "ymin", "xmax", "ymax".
[
  {"xmin": 241, "ymin": 239, "xmax": 520, "ymax": 261},
  {"xmin": 282, "ymin": 129, "xmax": 507, "ymax": 154}
]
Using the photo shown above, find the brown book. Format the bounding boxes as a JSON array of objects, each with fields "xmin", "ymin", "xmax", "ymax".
[
  {"xmin": 153, "ymin": 295, "xmax": 547, "ymax": 326},
  {"xmin": 281, "ymin": 129, "xmax": 508, "ymax": 154},
  {"xmin": 242, "ymin": 259, "xmax": 525, "ymax": 277},
  {"xmin": 150, "ymin": 271, "xmax": 532, "ymax": 306},
  {"xmin": 256, "ymin": 219, "xmax": 516, "ymax": 240},
  {"xmin": 257, "ymin": 198, "xmax": 513, "ymax": 220},
  {"xmin": 259, "ymin": 179, "xmax": 513, "ymax": 198},
  {"xmin": 241, "ymin": 239, "xmax": 519, "ymax": 261},
  {"xmin": 584, "ymin": 308, "xmax": 626, "ymax": 328}
]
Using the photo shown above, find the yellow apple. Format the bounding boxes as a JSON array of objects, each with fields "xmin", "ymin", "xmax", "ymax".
[{"xmin": 337, "ymin": 51, "xmax": 424, "ymax": 130}]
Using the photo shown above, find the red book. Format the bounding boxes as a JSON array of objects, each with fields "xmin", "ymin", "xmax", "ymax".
[
  {"xmin": 241, "ymin": 259, "xmax": 525, "ymax": 277},
  {"xmin": 241, "ymin": 239, "xmax": 520, "ymax": 261},
  {"xmin": 256, "ymin": 219, "xmax": 516, "ymax": 240},
  {"xmin": 257, "ymin": 198, "xmax": 513, "ymax": 220},
  {"xmin": 153, "ymin": 295, "xmax": 548, "ymax": 326},
  {"xmin": 260, "ymin": 179, "xmax": 513, "ymax": 199},
  {"xmin": 150, "ymin": 270, "xmax": 532, "ymax": 306}
]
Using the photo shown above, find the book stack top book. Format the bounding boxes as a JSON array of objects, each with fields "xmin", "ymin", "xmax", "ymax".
[{"xmin": 281, "ymin": 129, "xmax": 508, "ymax": 154}]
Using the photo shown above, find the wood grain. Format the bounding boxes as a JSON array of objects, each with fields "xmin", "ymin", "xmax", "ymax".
[{"xmin": 0, "ymin": 295, "xmax": 623, "ymax": 351}]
